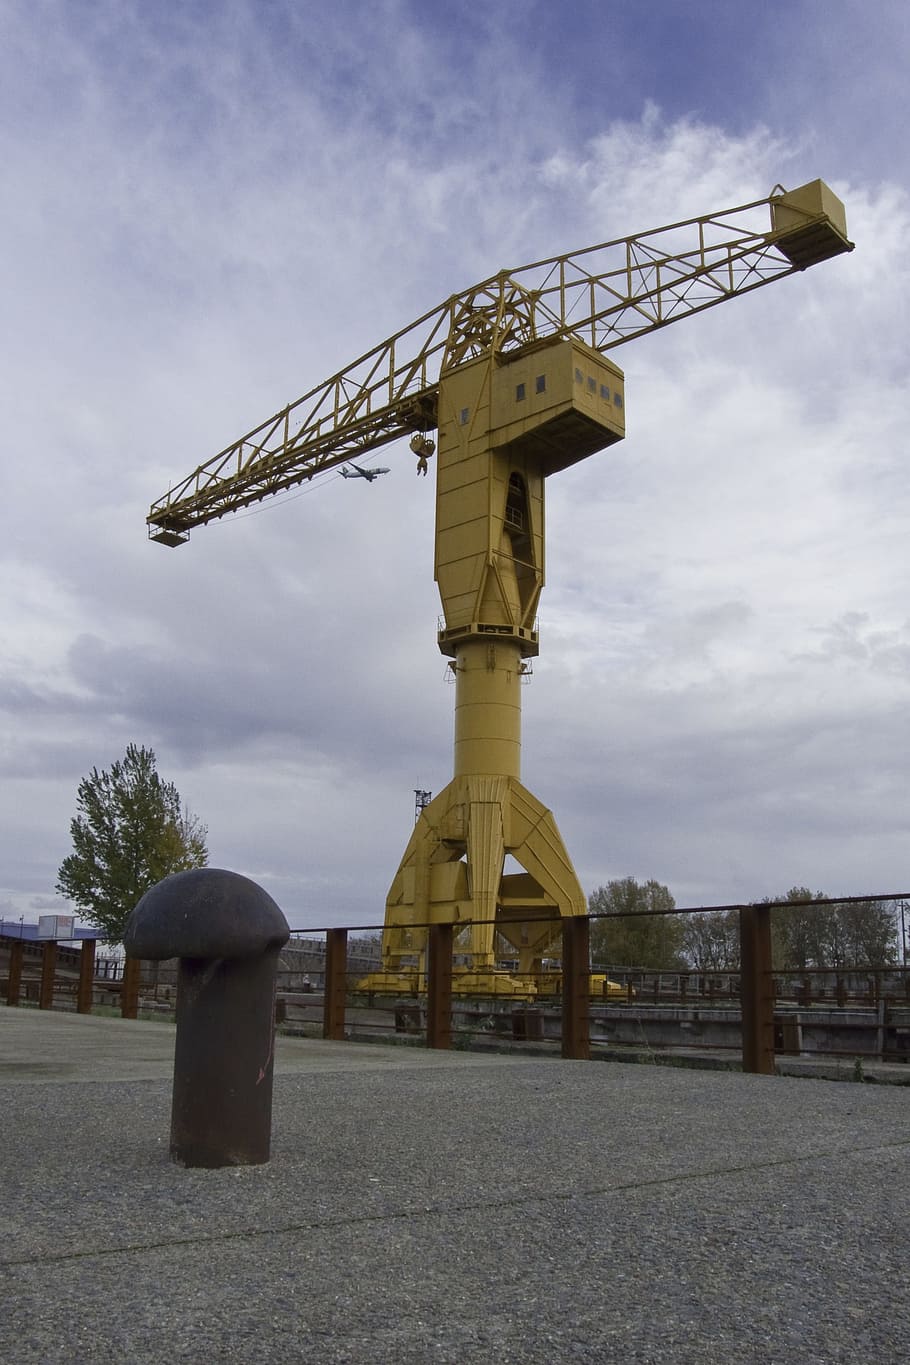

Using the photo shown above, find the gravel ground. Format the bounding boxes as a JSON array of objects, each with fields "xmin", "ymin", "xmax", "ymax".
[{"xmin": 2, "ymin": 1014, "xmax": 909, "ymax": 1363}]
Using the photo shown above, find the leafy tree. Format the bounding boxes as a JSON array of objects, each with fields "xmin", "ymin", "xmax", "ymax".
[
  {"xmin": 588, "ymin": 878, "xmax": 685, "ymax": 970},
  {"xmin": 767, "ymin": 887, "xmax": 829, "ymax": 971},
  {"xmin": 683, "ymin": 909, "xmax": 741, "ymax": 971},
  {"xmin": 829, "ymin": 898, "xmax": 898, "ymax": 968},
  {"xmin": 766, "ymin": 887, "xmax": 898, "ymax": 970},
  {"xmin": 56, "ymin": 744, "xmax": 208, "ymax": 943}
]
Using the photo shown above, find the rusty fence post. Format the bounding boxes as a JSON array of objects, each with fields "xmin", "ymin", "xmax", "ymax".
[
  {"xmin": 426, "ymin": 922, "xmax": 453, "ymax": 1050},
  {"xmin": 323, "ymin": 928, "xmax": 348, "ymax": 1041},
  {"xmin": 6, "ymin": 939, "xmax": 24, "ymax": 1006},
  {"xmin": 120, "ymin": 955, "xmax": 141, "ymax": 1019},
  {"xmin": 39, "ymin": 941, "xmax": 57, "ymax": 1010},
  {"xmin": 562, "ymin": 915, "xmax": 590, "ymax": 1060},
  {"xmin": 740, "ymin": 905, "xmax": 775, "ymax": 1075},
  {"xmin": 77, "ymin": 938, "xmax": 96, "ymax": 1015}
]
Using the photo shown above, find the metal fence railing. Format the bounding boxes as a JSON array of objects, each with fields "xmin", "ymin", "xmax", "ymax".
[{"xmin": 4, "ymin": 892, "xmax": 909, "ymax": 1073}]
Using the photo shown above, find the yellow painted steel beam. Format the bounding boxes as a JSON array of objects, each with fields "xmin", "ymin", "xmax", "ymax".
[{"xmin": 148, "ymin": 181, "xmax": 851, "ymax": 541}]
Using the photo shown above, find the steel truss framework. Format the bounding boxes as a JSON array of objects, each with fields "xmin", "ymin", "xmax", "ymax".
[{"xmin": 148, "ymin": 185, "xmax": 851, "ymax": 542}]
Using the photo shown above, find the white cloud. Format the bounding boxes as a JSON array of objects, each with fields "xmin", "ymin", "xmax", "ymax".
[{"xmin": 1, "ymin": 1, "xmax": 907, "ymax": 927}]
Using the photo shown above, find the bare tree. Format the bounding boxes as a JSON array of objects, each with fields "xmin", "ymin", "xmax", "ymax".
[{"xmin": 683, "ymin": 910, "xmax": 740, "ymax": 971}]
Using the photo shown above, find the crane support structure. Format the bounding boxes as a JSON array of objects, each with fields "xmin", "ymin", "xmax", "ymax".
[{"xmin": 148, "ymin": 179, "xmax": 852, "ymax": 977}]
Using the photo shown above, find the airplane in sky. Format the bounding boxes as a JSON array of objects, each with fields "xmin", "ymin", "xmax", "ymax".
[{"xmin": 340, "ymin": 464, "xmax": 390, "ymax": 482}]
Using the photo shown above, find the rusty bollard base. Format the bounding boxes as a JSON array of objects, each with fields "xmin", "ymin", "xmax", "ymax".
[{"xmin": 124, "ymin": 868, "xmax": 290, "ymax": 1169}]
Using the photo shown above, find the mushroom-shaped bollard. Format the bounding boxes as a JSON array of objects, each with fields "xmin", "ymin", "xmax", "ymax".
[{"xmin": 124, "ymin": 868, "xmax": 290, "ymax": 1168}]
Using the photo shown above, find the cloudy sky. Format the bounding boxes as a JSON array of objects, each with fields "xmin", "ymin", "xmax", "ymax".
[{"xmin": 2, "ymin": 0, "xmax": 908, "ymax": 933}]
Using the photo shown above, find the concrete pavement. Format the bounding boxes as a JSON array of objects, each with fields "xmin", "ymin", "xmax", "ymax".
[{"xmin": 2, "ymin": 1005, "xmax": 909, "ymax": 1363}]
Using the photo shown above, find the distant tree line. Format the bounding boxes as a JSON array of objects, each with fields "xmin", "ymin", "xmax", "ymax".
[
  {"xmin": 588, "ymin": 878, "xmax": 900, "ymax": 973},
  {"xmin": 765, "ymin": 886, "xmax": 899, "ymax": 971}
]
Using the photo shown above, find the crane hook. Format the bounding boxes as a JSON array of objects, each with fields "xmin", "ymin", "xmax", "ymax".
[{"xmin": 410, "ymin": 432, "xmax": 435, "ymax": 476}]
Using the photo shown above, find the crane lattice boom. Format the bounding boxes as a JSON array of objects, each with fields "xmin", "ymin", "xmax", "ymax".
[{"xmin": 148, "ymin": 179, "xmax": 851, "ymax": 544}]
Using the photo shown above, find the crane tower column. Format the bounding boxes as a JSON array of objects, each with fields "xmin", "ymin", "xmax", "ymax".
[
  {"xmin": 452, "ymin": 639, "xmax": 524, "ymax": 780},
  {"xmin": 383, "ymin": 340, "xmax": 627, "ymax": 977}
]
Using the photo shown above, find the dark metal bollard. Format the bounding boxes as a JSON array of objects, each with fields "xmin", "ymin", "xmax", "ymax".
[{"xmin": 123, "ymin": 868, "xmax": 290, "ymax": 1169}]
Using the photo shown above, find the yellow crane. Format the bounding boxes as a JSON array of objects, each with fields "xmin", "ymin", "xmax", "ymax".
[{"xmin": 148, "ymin": 179, "xmax": 852, "ymax": 989}]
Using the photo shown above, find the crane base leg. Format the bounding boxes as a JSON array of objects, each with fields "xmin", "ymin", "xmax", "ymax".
[{"xmin": 383, "ymin": 775, "xmax": 585, "ymax": 974}]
